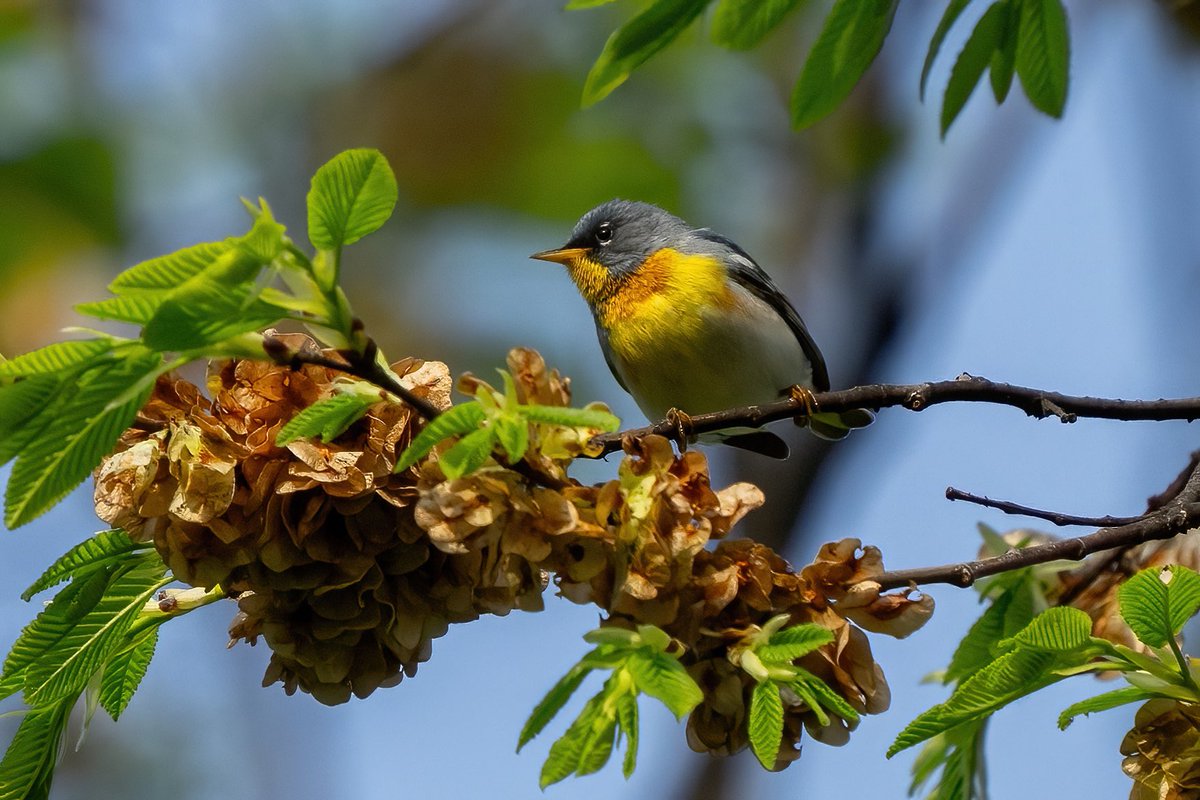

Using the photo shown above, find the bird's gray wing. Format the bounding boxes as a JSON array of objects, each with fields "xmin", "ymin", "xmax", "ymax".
[
  {"xmin": 695, "ymin": 230, "xmax": 831, "ymax": 392},
  {"xmin": 594, "ymin": 319, "xmax": 630, "ymax": 392}
]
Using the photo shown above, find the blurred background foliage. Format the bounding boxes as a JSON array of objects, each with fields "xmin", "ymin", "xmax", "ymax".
[{"xmin": 1, "ymin": 1, "xmax": 1200, "ymax": 798}]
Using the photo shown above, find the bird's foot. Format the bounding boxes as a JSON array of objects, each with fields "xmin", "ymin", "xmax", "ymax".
[
  {"xmin": 664, "ymin": 407, "xmax": 694, "ymax": 453},
  {"xmin": 787, "ymin": 384, "xmax": 818, "ymax": 427}
]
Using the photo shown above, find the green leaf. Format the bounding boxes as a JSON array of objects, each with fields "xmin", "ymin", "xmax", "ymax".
[
  {"xmin": 232, "ymin": 200, "xmax": 286, "ymax": 262},
  {"xmin": 575, "ymin": 679, "xmax": 619, "ymax": 777},
  {"xmin": 0, "ymin": 703, "xmax": 71, "ymax": 800},
  {"xmin": 519, "ymin": 404, "xmax": 620, "ymax": 431},
  {"xmin": 790, "ymin": 0, "xmax": 900, "ymax": 129},
  {"xmin": 945, "ymin": 590, "xmax": 1013, "ymax": 684},
  {"xmin": 748, "ymin": 679, "xmax": 784, "ymax": 769},
  {"xmin": 1005, "ymin": 606, "xmax": 1093, "ymax": 652},
  {"xmin": 757, "ymin": 623, "xmax": 834, "ymax": 664},
  {"xmin": 624, "ymin": 650, "xmax": 703, "ymax": 719},
  {"xmin": 98, "ymin": 628, "xmax": 159, "ymax": 721},
  {"xmin": 919, "ymin": 0, "xmax": 973, "ymax": 101},
  {"xmin": 1014, "ymin": 0, "xmax": 1069, "ymax": 117},
  {"xmin": 109, "ymin": 241, "xmax": 228, "ymax": 294},
  {"xmin": 518, "ymin": 665, "xmax": 592, "ymax": 751},
  {"xmin": 989, "ymin": 0, "xmax": 1018, "ymax": 101},
  {"xmin": 141, "ymin": 249, "xmax": 281, "ymax": 352},
  {"xmin": 0, "ymin": 375, "xmax": 60, "ymax": 464},
  {"xmin": 540, "ymin": 691, "xmax": 605, "ymax": 788},
  {"xmin": 275, "ymin": 392, "xmax": 379, "ymax": 446},
  {"xmin": 941, "ymin": 1, "xmax": 1005, "ymax": 136},
  {"xmin": 1, "ymin": 568, "xmax": 114, "ymax": 701},
  {"xmin": 616, "ymin": 690, "xmax": 639, "ymax": 778},
  {"xmin": 5, "ymin": 353, "xmax": 161, "ymax": 528},
  {"xmin": 711, "ymin": 0, "xmax": 803, "ymax": 50},
  {"xmin": 792, "ymin": 668, "xmax": 860, "ymax": 722},
  {"xmin": 307, "ymin": 148, "xmax": 398, "ymax": 250},
  {"xmin": 1119, "ymin": 565, "xmax": 1200, "ymax": 648},
  {"xmin": 582, "ymin": 0, "xmax": 710, "ymax": 106},
  {"xmin": 22, "ymin": 529, "xmax": 146, "ymax": 601},
  {"xmin": 0, "ymin": 339, "xmax": 114, "ymax": 379},
  {"xmin": 1057, "ymin": 686, "xmax": 1153, "ymax": 730},
  {"xmin": 438, "ymin": 426, "xmax": 497, "ymax": 479},
  {"xmin": 889, "ymin": 648, "xmax": 1059, "ymax": 756},
  {"xmin": 394, "ymin": 403, "xmax": 487, "ymax": 473},
  {"xmin": 494, "ymin": 415, "xmax": 530, "ymax": 463},
  {"xmin": 23, "ymin": 556, "xmax": 166, "ymax": 706},
  {"xmin": 75, "ymin": 295, "xmax": 163, "ymax": 324}
]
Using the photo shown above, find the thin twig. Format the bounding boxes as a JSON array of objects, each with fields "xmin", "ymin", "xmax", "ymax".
[
  {"xmin": 588, "ymin": 375, "xmax": 1200, "ymax": 456},
  {"xmin": 944, "ymin": 486, "xmax": 1144, "ymax": 528}
]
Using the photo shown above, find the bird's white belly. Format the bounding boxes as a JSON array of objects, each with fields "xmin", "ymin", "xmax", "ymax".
[{"xmin": 611, "ymin": 291, "xmax": 813, "ymax": 421}]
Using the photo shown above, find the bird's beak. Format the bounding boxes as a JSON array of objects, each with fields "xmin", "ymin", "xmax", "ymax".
[{"xmin": 530, "ymin": 247, "xmax": 588, "ymax": 265}]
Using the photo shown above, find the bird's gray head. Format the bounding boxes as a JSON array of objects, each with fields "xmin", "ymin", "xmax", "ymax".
[{"xmin": 531, "ymin": 200, "xmax": 704, "ymax": 280}]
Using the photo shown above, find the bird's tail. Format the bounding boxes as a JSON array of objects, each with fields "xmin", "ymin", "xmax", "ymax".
[{"xmin": 801, "ymin": 409, "xmax": 875, "ymax": 441}]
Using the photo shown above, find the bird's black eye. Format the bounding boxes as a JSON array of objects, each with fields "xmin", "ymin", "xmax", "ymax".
[{"xmin": 595, "ymin": 221, "xmax": 613, "ymax": 246}]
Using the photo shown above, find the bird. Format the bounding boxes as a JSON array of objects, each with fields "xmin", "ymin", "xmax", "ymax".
[{"xmin": 531, "ymin": 199, "xmax": 872, "ymax": 459}]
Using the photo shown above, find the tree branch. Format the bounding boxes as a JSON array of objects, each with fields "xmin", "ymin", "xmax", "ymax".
[
  {"xmin": 944, "ymin": 486, "xmax": 1143, "ymax": 528},
  {"xmin": 588, "ymin": 374, "xmax": 1200, "ymax": 456},
  {"xmin": 876, "ymin": 460, "xmax": 1200, "ymax": 591}
]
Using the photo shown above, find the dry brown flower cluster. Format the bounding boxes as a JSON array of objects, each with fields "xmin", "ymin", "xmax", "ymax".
[
  {"xmin": 94, "ymin": 340, "xmax": 931, "ymax": 765},
  {"xmin": 1121, "ymin": 699, "xmax": 1200, "ymax": 799}
]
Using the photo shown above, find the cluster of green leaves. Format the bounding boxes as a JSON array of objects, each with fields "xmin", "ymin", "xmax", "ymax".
[
  {"xmin": 517, "ymin": 625, "xmax": 703, "ymax": 787},
  {"xmin": 571, "ymin": 0, "xmax": 1070, "ymax": 135},
  {"xmin": 0, "ymin": 148, "xmax": 399, "ymax": 531},
  {"xmin": 894, "ymin": 562, "xmax": 1200, "ymax": 800},
  {"xmin": 736, "ymin": 615, "xmax": 859, "ymax": 769},
  {"xmin": 392, "ymin": 370, "xmax": 619, "ymax": 478},
  {"xmin": 0, "ymin": 531, "xmax": 168, "ymax": 798}
]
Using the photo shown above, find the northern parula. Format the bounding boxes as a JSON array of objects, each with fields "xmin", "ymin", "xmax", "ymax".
[{"xmin": 532, "ymin": 200, "xmax": 872, "ymax": 458}]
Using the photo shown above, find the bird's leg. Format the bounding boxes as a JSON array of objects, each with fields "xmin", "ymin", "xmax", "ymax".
[
  {"xmin": 664, "ymin": 407, "xmax": 694, "ymax": 452},
  {"xmin": 787, "ymin": 384, "xmax": 818, "ymax": 428}
]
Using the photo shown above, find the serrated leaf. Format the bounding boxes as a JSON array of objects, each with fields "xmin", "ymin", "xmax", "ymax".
[
  {"xmin": 275, "ymin": 392, "xmax": 378, "ymax": 446},
  {"xmin": 438, "ymin": 427, "xmax": 497, "ymax": 479},
  {"xmin": 0, "ymin": 339, "xmax": 114, "ymax": 379},
  {"xmin": 1014, "ymin": 0, "xmax": 1069, "ymax": 117},
  {"xmin": 792, "ymin": 668, "xmax": 860, "ymax": 722},
  {"xmin": 518, "ymin": 665, "xmax": 592, "ymax": 751},
  {"xmin": 919, "ymin": 0, "xmax": 972, "ymax": 100},
  {"xmin": 23, "ymin": 556, "xmax": 166, "ymax": 706},
  {"xmin": 624, "ymin": 650, "xmax": 703, "ymax": 719},
  {"xmin": 582, "ymin": 0, "xmax": 710, "ymax": 106},
  {"xmin": 0, "ymin": 703, "xmax": 70, "ymax": 800},
  {"xmin": 307, "ymin": 149, "xmax": 398, "ymax": 250},
  {"xmin": 1005, "ymin": 606, "xmax": 1092, "ymax": 652},
  {"xmin": 575, "ymin": 678, "xmax": 619, "ymax": 777},
  {"xmin": 1057, "ymin": 686, "xmax": 1152, "ymax": 730},
  {"xmin": 394, "ymin": 403, "xmax": 487, "ymax": 473},
  {"xmin": 540, "ymin": 691, "xmax": 606, "ymax": 789},
  {"xmin": 711, "ymin": 0, "xmax": 803, "ymax": 50},
  {"xmin": 231, "ymin": 200, "xmax": 286, "ymax": 262},
  {"xmin": 757, "ymin": 623, "xmax": 834, "ymax": 664},
  {"xmin": 945, "ymin": 590, "xmax": 1012, "ymax": 684},
  {"xmin": 74, "ymin": 295, "xmax": 162, "ymax": 324},
  {"xmin": 989, "ymin": 0, "xmax": 1018, "ymax": 101},
  {"xmin": 109, "ymin": 241, "xmax": 228, "ymax": 294},
  {"xmin": 98, "ymin": 628, "xmax": 159, "ymax": 720},
  {"xmin": 790, "ymin": 0, "xmax": 899, "ymax": 129},
  {"xmin": 889, "ymin": 648, "xmax": 1059, "ymax": 756},
  {"xmin": 5, "ymin": 354, "xmax": 161, "ymax": 528},
  {"xmin": 941, "ymin": 2, "xmax": 1005, "ymax": 136},
  {"xmin": 1, "ymin": 568, "xmax": 115, "ymax": 701},
  {"xmin": 141, "ymin": 249, "xmax": 281, "ymax": 352},
  {"xmin": 0, "ymin": 374, "xmax": 60, "ymax": 465},
  {"xmin": 1119, "ymin": 565, "xmax": 1200, "ymax": 648},
  {"xmin": 616, "ymin": 690, "xmax": 638, "ymax": 778},
  {"xmin": 749, "ymin": 680, "xmax": 784, "ymax": 769},
  {"xmin": 519, "ymin": 404, "xmax": 620, "ymax": 431},
  {"xmin": 494, "ymin": 414, "xmax": 529, "ymax": 463},
  {"xmin": 22, "ymin": 529, "xmax": 146, "ymax": 601}
]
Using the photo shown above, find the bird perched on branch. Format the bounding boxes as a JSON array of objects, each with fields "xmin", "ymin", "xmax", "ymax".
[{"xmin": 532, "ymin": 200, "xmax": 872, "ymax": 458}]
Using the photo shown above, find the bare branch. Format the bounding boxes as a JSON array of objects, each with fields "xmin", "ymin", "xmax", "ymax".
[
  {"xmin": 588, "ymin": 374, "xmax": 1200, "ymax": 456},
  {"xmin": 944, "ymin": 486, "xmax": 1143, "ymax": 528}
]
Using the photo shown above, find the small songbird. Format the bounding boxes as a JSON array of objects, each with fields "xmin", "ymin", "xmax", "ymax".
[{"xmin": 532, "ymin": 200, "xmax": 872, "ymax": 458}]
